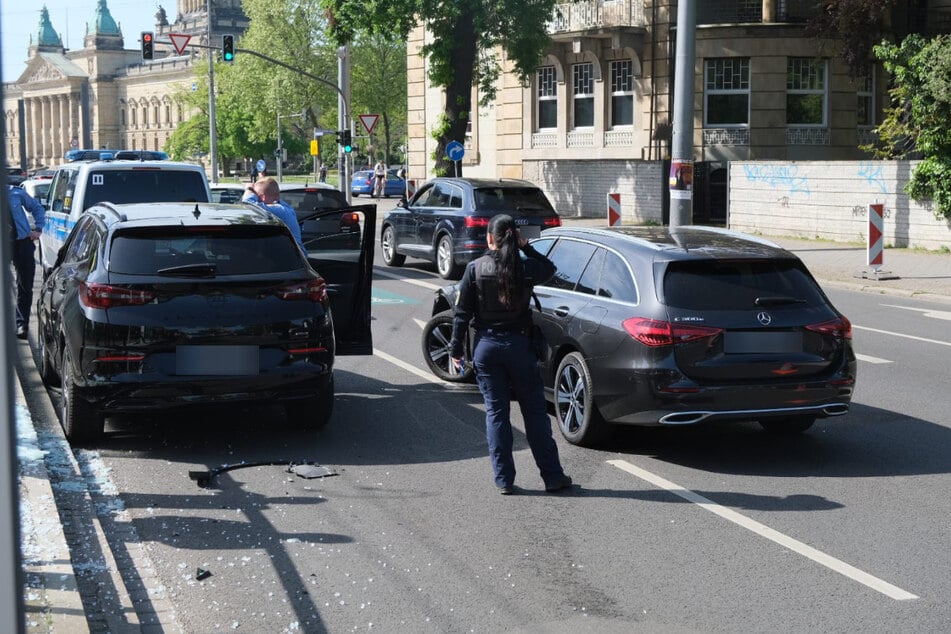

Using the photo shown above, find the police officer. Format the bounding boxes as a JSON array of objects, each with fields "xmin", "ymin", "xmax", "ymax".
[
  {"xmin": 449, "ymin": 214, "xmax": 572, "ymax": 495},
  {"xmin": 7, "ymin": 184, "xmax": 45, "ymax": 339}
]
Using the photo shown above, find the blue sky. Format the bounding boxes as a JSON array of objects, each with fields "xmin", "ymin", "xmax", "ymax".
[{"xmin": 3, "ymin": 0, "xmax": 157, "ymax": 82}]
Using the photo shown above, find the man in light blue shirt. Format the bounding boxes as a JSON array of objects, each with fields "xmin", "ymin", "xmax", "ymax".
[
  {"xmin": 241, "ymin": 177, "xmax": 304, "ymax": 249},
  {"xmin": 7, "ymin": 184, "xmax": 46, "ymax": 339}
]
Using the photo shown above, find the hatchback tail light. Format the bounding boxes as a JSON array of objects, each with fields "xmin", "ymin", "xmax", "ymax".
[
  {"xmin": 465, "ymin": 217, "xmax": 490, "ymax": 228},
  {"xmin": 274, "ymin": 277, "xmax": 327, "ymax": 302},
  {"xmin": 805, "ymin": 316, "xmax": 852, "ymax": 340},
  {"xmin": 543, "ymin": 217, "xmax": 562, "ymax": 228},
  {"xmin": 79, "ymin": 282, "xmax": 156, "ymax": 309},
  {"xmin": 339, "ymin": 212, "xmax": 360, "ymax": 226},
  {"xmin": 622, "ymin": 317, "xmax": 723, "ymax": 347}
]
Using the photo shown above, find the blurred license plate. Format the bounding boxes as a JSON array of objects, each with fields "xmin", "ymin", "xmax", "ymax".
[
  {"xmin": 724, "ymin": 331, "xmax": 802, "ymax": 354},
  {"xmin": 518, "ymin": 225, "xmax": 541, "ymax": 240},
  {"xmin": 176, "ymin": 345, "xmax": 259, "ymax": 375}
]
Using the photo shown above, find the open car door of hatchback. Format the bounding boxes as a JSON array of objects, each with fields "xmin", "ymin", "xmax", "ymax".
[{"xmin": 299, "ymin": 203, "xmax": 376, "ymax": 355}]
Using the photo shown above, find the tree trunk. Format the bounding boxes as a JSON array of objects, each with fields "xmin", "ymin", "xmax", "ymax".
[{"xmin": 434, "ymin": 7, "xmax": 477, "ymax": 176}]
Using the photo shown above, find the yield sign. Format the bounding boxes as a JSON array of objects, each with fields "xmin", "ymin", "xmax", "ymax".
[
  {"xmin": 358, "ymin": 114, "xmax": 380, "ymax": 135},
  {"xmin": 168, "ymin": 33, "xmax": 192, "ymax": 55}
]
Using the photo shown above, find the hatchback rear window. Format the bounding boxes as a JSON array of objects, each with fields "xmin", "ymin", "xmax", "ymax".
[
  {"xmin": 664, "ymin": 259, "xmax": 827, "ymax": 310},
  {"xmin": 82, "ymin": 170, "xmax": 209, "ymax": 210},
  {"xmin": 473, "ymin": 187, "xmax": 554, "ymax": 214},
  {"xmin": 281, "ymin": 190, "xmax": 349, "ymax": 220},
  {"xmin": 109, "ymin": 227, "xmax": 306, "ymax": 275}
]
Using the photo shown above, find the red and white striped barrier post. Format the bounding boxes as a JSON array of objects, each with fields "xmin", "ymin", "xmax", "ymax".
[
  {"xmin": 607, "ymin": 192, "xmax": 622, "ymax": 226},
  {"xmin": 860, "ymin": 202, "xmax": 896, "ymax": 280},
  {"xmin": 406, "ymin": 179, "xmax": 417, "ymax": 200}
]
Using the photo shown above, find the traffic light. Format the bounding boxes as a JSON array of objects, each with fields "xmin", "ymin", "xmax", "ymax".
[
  {"xmin": 222, "ymin": 35, "xmax": 235, "ymax": 62},
  {"xmin": 141, "ymin": 32, "xmax": 154, "ymax": 60},
  {"xmin": 338, "ymin": 129, "xmax": 352, "ymax": 153}
]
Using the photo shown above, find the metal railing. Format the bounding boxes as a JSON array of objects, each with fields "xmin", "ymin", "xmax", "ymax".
[{"xmin": 548, "ymin": 0, "xmax": 646, "ymax": 34}]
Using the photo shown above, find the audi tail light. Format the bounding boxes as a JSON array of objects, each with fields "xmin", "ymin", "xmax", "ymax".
[
  {"xmin": 274, "ymin": 277, "xmax": 328, "ymax": 302},
  {"xmin": 79, "ymin": 282, "xmax": 156, "ymax": 309}
]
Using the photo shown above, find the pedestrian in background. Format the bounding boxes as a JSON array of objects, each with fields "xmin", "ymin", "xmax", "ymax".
[
  {"xmin": 373, "ymin": 160, "xmax": 386, "ymax": 198},
  {"xmin": 242, "ymin": 177, "xmax": 303, "ymax": 249},
  {"xmin": 449, "ymin": 214, "xmax": 572, "ymax": 495},
  {"xmin": 319, "ymin": 163, "xmax": 328, "ymax": 183},
  {"xmin": 7, "ymin": 184, "xmax": 45, "ymax": 339}
]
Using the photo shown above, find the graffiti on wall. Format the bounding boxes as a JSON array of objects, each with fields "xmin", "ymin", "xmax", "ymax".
[
  {"xmin": 742, "ymin": 164, "xmax": 811, "ymax": 196},
  {"xmin": 858, "ymin": 162, "xmax": 889, "ymax": 194}
]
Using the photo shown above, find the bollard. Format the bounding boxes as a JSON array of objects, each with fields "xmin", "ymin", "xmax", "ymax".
[
  {"xmin": 857, "ymin": 202, "xmax": 896, "ymax": 280},
  {"xmin": 607, "ymin": 192, "xmax": 622, "ymax": 226},
  {"xmin": 406, "ymin": 179, "xmax": 417, "ymax": 201}
]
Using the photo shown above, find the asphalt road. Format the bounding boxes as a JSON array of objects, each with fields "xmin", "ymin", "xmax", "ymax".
[{"xmin": 19, "ymin": 197, "xmax": 951, "ymax": 632}]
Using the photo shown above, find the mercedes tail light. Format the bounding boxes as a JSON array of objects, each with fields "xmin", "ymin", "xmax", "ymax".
[
  {"xmin": 622, "ymin": 318, "xmax": 723, "ymax": 347},
  {"xmin": 805, "ymin": 316, "xmax": 852, "ymax": 340}
]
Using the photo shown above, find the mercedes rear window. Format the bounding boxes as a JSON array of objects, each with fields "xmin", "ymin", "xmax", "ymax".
[
  {"xmin": 82, "ymin": 170, "xmax": 209, "ymax": 209},
  {"xmin": 664, "ymin": 259, "xmax": 827, "ymax": 310},
  {"xmin": 109, "ymin": 227, "xmax": 306, "ymax": 276},
  {"xmin": 473, "ymin": 187, "xmax": 555, "ymax": 214}
]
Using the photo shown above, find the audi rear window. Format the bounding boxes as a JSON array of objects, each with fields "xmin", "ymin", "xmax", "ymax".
[
  {"xmin": 109, "ymin": 227, "xmax": 306, "ymax": 275},
  {"xmin": 664, "ymin": 259, "xmax": 827, "ymax": 310},
  {"xmin": 82, "ymin": 170, "xmax": 209, "ymax": 209},
  {"xmin": 473, "ymin": 187, "xmax": 555, "ymax": 214}
]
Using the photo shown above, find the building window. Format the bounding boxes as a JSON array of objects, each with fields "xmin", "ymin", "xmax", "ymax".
[
  {"xmin": 610, "ymin": 60, "xmax": 634, "ymax": 127},
  {"xmin": 572, "ymin": 62, "xmax": 594, "ymax": 128},
  {"xmin": 856, "ymin": 72, "xmax": 874, "ymax": 127},
  {"xmin": 154, "ymin": 105, "xmax": 160, "ymax": 126},
  {"xmin": 131, "ymin": 108, "xmax": 137, "ymax": 126},
  {"xmin": 787, "ymin": 58, "xmax": 827, "ymax": 126},
  {"xmin": 165, "ymin": 104, "xmax": 171, "ymax": 124},
  {"xmin": 537, "ymin": 66, "xmax": 557, "ymax": 130},
  {"xmin": 704, "ymin": 58, "xmax": 750, "ymax": 126}
]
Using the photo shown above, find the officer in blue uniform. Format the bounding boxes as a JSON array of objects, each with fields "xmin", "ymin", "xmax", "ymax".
[
  {"xmin": 7, "ymin": 184, "xmax": 46, "ymax": 339},
  {"xmin": 450, "ymin": 214, "xmax": 572, "ymax": 495}
]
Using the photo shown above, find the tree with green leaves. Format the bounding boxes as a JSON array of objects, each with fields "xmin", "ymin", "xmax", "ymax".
[
  {"xmin": 320, "ymin": 0, "xmax": 559, "ymax": 175},
  {"xmin": 873, "ymin": 34, "xmax": 951, "ymax": 220},
  {"xmin": 806, "ymin": 0, "xmax": 899, "ymax": 78},
  {"xmin": 351, "ymin": 32, "xmax": 407, "ymax": 168}
]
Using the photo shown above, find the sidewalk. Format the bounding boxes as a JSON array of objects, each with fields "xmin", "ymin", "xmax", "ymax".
[{"xmin": 13, "ymin": 225, "xmax": 951, "ymax": 631}]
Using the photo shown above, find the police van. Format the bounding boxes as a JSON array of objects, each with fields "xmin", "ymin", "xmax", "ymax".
[{"xmin": 40, "ymin": 158, "xmax": 211, "ymax": 275}]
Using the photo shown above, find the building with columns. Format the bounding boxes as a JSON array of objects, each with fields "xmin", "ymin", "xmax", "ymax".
[
  {"xmin": 407, "ymin": 1, "xmax": 951, "ymax": 222},
  {"xmin": 3, "ymin": 0, "xmax": 247, "ymax": 171}
]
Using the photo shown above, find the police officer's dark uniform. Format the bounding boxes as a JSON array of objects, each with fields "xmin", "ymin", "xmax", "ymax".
[
  {"xmin": 450, "ymin": 239, "xmax": 571, "ymax": 494},
  {"xmin": 7, "ymin": 185, "xmax": 45, "ymax": 339}
]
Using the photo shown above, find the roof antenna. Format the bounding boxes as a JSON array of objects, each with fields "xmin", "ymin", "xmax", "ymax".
[{"xmin": 193, "ymin": 204, "xmax": 201, "ymax": 219}]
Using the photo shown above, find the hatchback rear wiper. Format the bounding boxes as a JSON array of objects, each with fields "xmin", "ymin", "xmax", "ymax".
[
  {"xmin": 157, "ymin": 263, "xmax": 218, "ymax": 277},
  {"xmin": 754, "ymin": 296, "xmax": 807, "ymax": 306}
]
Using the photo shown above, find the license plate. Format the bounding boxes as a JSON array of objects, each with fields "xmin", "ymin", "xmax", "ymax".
[
  {"xmin": 724, "ymin": 331, "xmax": 802, "ymax": 354},
  {"xmin": 518, "ymin": 225, "xmax": 541, "ymax": 240},
  {"xmin": 176, "ymin": 345, "xmax": 259, "ymax": 375}
]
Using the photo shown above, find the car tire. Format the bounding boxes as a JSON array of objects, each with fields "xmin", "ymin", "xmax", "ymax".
[
  {"xmin": 352, "ymin": 193, "xmax": 360, "ymax": 198},
  {"xmin": 61, "ymin": 346, "xmax": 104, "ymax": 443},
  {"xmin": 381, "ymin": 225, "xmax": 405, "ymax": 267},
  {"xmin": 421, "ymin": 310, "xmax": 474, "ymax": 383},
  {"xmin": 38, "ymin": 330, "xmax": 60, "ymax": 387},
  {"xmin": 759, "ymin": 415, "xmax": 816, "ymax": 434},
  {"xmin": 435, "ymin": 234, "xmax": 461, "ymax": 280},
  {"xmin": 554, "ymin": 352, "xmax": 608, "ymax": 446},
  {"xmin": 287, "ymin": 377, "xmax": 334, "ymax": 430}
]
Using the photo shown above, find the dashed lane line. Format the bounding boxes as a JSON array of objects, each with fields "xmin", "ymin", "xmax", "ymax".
[{"xmin": 607, "ymin": 459, "xmax": 918, "ymax": 601}]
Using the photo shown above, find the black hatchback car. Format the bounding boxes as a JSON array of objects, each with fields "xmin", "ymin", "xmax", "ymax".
[
  {"xmin": 423, "ymin": 225, "xmax": 856, "ymax": 446},
  {"xmin": 36, "ymin": 200, "xmax": 375, "ymax": 442},
  {"xmin": 380, "ymin": 177, "xmax": 562, "ymax": 279}
]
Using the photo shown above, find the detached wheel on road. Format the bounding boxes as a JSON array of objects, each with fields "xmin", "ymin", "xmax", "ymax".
[
  {"xmin": 421, "ymin": 311, "xmax": 474, "ymax": 383},
  {"xmin": 554, "ymin": 352, "xmax": 608, "ymax": 446},
  {"xmin": 381, "ymin": 225, "xmax": 405, "ymax": 267},
  {"xmin": 61, "ymin": 346, "xmax": 104, "ymax": 443},
  {"xmin": 435, "ymin": 234, "xmax": 460, "ymax": 280},
  {"xmin": 759, "ymin": 415, "xmax": 815, "ymax": 434}
]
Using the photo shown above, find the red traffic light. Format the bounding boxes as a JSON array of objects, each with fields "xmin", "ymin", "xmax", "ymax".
[{"xmin": 141, "ymin": 31, "xmax": 154, "ymax": 60}]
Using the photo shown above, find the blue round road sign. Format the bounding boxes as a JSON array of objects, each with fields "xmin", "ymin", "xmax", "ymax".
[
  {"xmin": 256, "ymin": 159, "xmax": 266, "ymax": 172},
  {"xmin": 446, "ymin": 140, "xmax": 465, "ymax": 162}
]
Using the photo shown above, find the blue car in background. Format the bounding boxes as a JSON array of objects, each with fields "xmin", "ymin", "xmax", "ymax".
[{"xmin": 351, "ymin": 168, "xmax": 405, "ymax": 198}]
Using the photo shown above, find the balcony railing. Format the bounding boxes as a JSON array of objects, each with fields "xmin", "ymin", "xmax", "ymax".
[
  {"xmin": 549, "ymin": 0, "xmax": 646, "ymax": 34},
  {"xmin": 697, "ymin": 0, "xmax": 818, "ymax": 25}
]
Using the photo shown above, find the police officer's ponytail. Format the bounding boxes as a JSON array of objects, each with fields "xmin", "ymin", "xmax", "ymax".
[{"xmin": 487, "ymin": 214, "xmax": 524, "ymax": 306}]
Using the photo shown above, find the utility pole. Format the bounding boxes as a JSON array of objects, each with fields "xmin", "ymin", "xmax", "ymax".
[
  {"xmin": 669, "ymin": 0, "xmax": 696, "ymax": 228},
  {"xmin": 206, "ymin": 0, "xmax": 219, "ymax": 184}
]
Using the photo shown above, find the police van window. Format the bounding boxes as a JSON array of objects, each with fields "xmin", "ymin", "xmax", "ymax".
[
  {"xmin": 50, "ymin": 168, "xmax": 77, "ymax": 212},
  {"xmin": 82, "ymin": 170, "xmax": 209, "ymax": 209}
]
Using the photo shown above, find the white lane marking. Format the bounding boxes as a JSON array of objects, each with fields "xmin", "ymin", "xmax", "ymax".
[
  {"xmin": 413, "ymin": 317, "xmax": 428, "ymax": 330},
  {"xmin": 607, "ymin": 459, "xmax": 918, "ymax": 601},
  {"xmin": 881, "ymin": 304, "xmax": 951, "ymax": 321},
  {"xmin": 855, "ymin": 353, "xmax": 891, "ymax": 364},
  {"xmin": 853, "ymin": 325, "xmax": 951, "ymax": 348},
  {"xmin": 374, "ymin": 349, "xmax": 444, "ymax": 383},
  {"xmin": 375, "ymin": 268, "xmax": 442, "ymax": 291}
]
